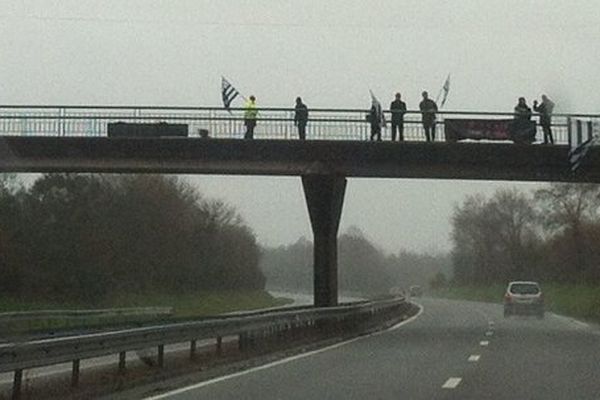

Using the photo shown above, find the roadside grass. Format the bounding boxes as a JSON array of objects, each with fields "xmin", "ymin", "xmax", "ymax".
[
  {"xmin": 0, "ymin": 291, "xmax": 293, "ymax": 337},
  {"xmin": 432, "ymin": 284, "xmax": 600, "ymax": 323}
]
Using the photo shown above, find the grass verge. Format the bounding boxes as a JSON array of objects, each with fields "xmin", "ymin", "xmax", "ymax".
[
  {"xmin": 432, "ymin": 284, "xmax": 600, "ymax": 323},
  {"xmin": 0, "ymin": 291, "xmax": 293, "ymax": 337}
]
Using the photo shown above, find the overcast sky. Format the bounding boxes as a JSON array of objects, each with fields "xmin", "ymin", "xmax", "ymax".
[{"xmin": 1, "ymin": 1, "xmax": 599, "ymax": 253}]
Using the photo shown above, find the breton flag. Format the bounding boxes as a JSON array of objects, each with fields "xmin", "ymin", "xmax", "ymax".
[
  {"xmin": 438, "ymin": 74, "xmax": 451, "ymax": 108},
  {"xmin": 369, "ymin": 90, "xmax": 386, "ymax": 128},
  {"xmin": 221, "ymin": 76, "xmax": 241, "ymax": 111},
  {"xmin": 569, "ymin": 120, "xmax": 600, "ymax": 171}
]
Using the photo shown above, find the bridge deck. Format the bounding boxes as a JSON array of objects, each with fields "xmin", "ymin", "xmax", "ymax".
[{"xmin": 1, "ymin": 137, "xmax": 599, "ymax": 183}]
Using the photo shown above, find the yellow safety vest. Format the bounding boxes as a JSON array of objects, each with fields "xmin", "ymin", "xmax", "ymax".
[{"xmin": 244, "ymin": 100, "xmax": 258, "ymax": 120}]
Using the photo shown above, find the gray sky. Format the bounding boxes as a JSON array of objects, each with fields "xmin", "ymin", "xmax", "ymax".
[{"xmin": 2, "ymin": 1, "xmax": 599, "ymax": 252}]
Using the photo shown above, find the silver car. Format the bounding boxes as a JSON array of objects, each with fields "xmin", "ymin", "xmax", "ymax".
[{"xmin": 503, "ymin": 281, "xmax": 544, "ymax": 319}]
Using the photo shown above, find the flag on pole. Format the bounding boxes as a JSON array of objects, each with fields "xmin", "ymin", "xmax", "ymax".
[
  {"xmin": 439, "ymin": 74, "xmax": 451, "ymax": 108},
  {"xmin": 569, "ymin": 131, "xmax": 600, "ymax": 171},
  {"xmin": 369, "ymin": 90, "xmax": 386, "ymax": 129},
  {"xmin": 221, "ymin": 76, "xmax": 241, "ymax": 111}
]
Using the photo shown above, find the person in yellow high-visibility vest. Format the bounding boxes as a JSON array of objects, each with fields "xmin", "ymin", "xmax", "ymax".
[{"xmin": 244, "ymin": 95, "xmax": 258, "ymax": 139}]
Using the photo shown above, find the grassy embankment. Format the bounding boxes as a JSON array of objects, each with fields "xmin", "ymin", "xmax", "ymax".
[
  {"xmin": 0, "ymin": 291, "xmax": 293, "ymax": 336},
  {"xmin": 432, "ymin": 284, "xmax": 600, "ymax": 323}
]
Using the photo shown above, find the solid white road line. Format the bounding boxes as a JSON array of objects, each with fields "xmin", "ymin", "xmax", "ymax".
[
  {"xmin": 468, "ymin": 355, "xmax": 481, "ymax": 362},
  {"xmin": 143, "ymin": 304, "xmax": 425, "ymax": 400},
  {"xmin": 480, "ymin": 341, "xmax": 489, "ymax": 346},
  {"xmin": 442, "ymin": 377, "xmax": 462, "ymax": 389},
  {"xmin": 571, "ymin": 319, "xmax": 590, "ymax": 329},
  {"xmin": 550, "ymin": 313, "xmax": 589, "ymax": 329}
]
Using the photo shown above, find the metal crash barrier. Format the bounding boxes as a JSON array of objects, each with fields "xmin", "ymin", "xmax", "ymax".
[{"xmin": 0, "ymin": 297, "xmax": 410, "ymax": 399}]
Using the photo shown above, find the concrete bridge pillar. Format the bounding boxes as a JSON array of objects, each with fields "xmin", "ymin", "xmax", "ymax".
[{"xmin": 302, "ymin": 175, "xmax": 347, "ymax": 308}]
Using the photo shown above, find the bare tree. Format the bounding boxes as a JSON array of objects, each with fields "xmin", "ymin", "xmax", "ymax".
[
  {"xmin": 535, "ymin": 183, "xmax": 600, "ymax": 276},
  {"xmin": 451, "ymin": 189, "xmax": 539, "ymax": 285}
]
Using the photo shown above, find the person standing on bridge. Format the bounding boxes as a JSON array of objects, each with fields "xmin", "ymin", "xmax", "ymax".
[
  {"xmin": 419, "ymin": 91, "xmax": 438, "ymax": 142},
  {"xmin": 366, "ymin": 91, "xmax": 386, "ymax": 141},
  {"xmin": 294, "ymin": 97, "xmax": 309, "ymax": 140},
  {"xmin": 510, "ymin": 97, "xmax": 535, "ymax": 143},
  {"xmin": 244, "ymin": 95, "xmax": 258, "ymax": 139},
  {"xmin": 533, "ymin": 95, "xmax": 555, "ymax": 145},
  {"xmin": 514, "ymin": 97, "xmax": 532, "ymax": 121},
  {"xmin": 390, "ymin": 92, "xmax": 407, "ymax": 141}
]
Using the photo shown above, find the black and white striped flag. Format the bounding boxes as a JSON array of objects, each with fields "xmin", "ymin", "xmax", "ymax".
[
  {"xmin": 569, "ymin": 120, "xmax": 599, "ymax": 171},
  {"xmin": 221, "ymin": 76, "xmax": 241, "ymax": 111},
  {"xmin": 569, "ymin": 135, "xmax": 599, "ymax": 171}
]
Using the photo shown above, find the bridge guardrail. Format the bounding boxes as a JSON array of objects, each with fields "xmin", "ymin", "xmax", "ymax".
[
  {"xmin": 0, "ymin": 297, "xmax": 408, "ymax": 398},
  {"xmin": 1, "ymin": 105, "xmax": 598, "ymax": 145}
]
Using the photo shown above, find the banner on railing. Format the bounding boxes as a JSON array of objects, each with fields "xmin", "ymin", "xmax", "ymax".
[{"xmin": 445, "ymin": 118, "xmax": 536, "ymax": 143}]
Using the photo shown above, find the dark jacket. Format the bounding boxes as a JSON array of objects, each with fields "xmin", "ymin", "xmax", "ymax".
[
  {"xmin": 514, "ymin": 104, "xmax": 532, "ymax": 121},
  {"xmin": 367, "ymin": 106, "xmax": 383, "ymax": 132},
  {"xmin": 294, "ymin": 103, "xmax": 309, "ymax": 125},
  {"xmin": 390, "ymin": 100, "xmax": 407, "ymax": 123},
  {"xmin": 419, "ymin": 99, "xmax": 438, "ymax": 124},
  {"xmin": 533, "ymin": 100, "xmax": 554, "ymax": 126}
]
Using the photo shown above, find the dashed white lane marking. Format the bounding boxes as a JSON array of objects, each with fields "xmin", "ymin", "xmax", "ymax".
[
  {"xmin": 485, "ymin": 331, "xmax": 494, "ymax": 337},
  {"xmin": 468, "ymin": 355, "xmax": 481, "ymax": 362},
  {"xmin": 143, "ymin": 304, "xmax": 425, "ymax": 400},
  {"xmin": 442, "ymin": 377, "xmax": 462, "ymax": 389},
  {"xmin": 480, "ymin": 340, "xmax": 489, "ymax": 346}
]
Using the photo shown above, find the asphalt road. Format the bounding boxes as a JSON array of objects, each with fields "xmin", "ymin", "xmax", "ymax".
[{"xmin": 143, "ymin": 297, "xmax": 600, "ymax": 400}]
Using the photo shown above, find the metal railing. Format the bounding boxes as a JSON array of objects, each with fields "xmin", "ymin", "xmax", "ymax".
[
  {"xmin": 1, "ymin": 105, "xmax": 598, "ymax": 145},
  {"xmin": 0, "ymin": 297, "xmax": 409, "ymax": 399},
  {"xmin": 0, "ymin": 307, "xmax": 173, "ymax": 322}
]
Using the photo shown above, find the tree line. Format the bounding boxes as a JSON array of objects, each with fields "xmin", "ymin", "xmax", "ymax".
[
  {"xmin": 261, "ymin": 226, "xmax": 451, "ymax": 296},
  {"xmin": 451, "ymin": 183, "xmax": 600, "ymax": 286},
  {"xmin": 0, "ymin": 174, "xmax": 265, "ymax": 304}
]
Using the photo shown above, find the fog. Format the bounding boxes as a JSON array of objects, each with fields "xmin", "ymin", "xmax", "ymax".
[{"xmin": 2, "ymin": 0, "xmax": 599, "ymax": 252}]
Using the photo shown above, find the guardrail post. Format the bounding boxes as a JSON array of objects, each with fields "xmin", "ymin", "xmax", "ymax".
[
  {"xmin": 157, "ymin": 345, "xmax": 165, "ymax": 368},
  {"xmin": 118, "ymin": 352, "xmax": 126, "ymax": 372},
  {"xmin": 238, "ymin": 333, "xmax": 246, "ymax": 352},
  {"xmin": 190, "ymin": 340, "xmax": 197, "ymax": 358},
  {"xmin": 216, "ymin": 336, "xmax": 223, "ymax": 355},
  {"xmin": 71, "ymin": 359, "xmax": 80, "ymax": 388},
  {"xmin": 302, "ymin": 174, "xmax": 347, "ymax": 307},
  {"xmin": 12, "ymin": 369, "xmax": 22, "ymax": 400}
]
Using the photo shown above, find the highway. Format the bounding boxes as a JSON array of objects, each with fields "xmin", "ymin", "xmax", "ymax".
[{"xmin": 143, "ymin": 297, "xmax": 600, "ymax": 400}]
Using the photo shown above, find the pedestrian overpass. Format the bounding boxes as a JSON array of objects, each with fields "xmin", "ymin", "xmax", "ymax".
[{"xmin": 1, "ymin": 105, "xmax": 599, "ymax": 307}]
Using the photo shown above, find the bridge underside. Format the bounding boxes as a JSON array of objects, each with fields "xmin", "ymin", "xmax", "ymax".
[
  {"xmin": 1, "ymin": 136, "xmax": 600, "ymax": 182},
  {"xmin": 3, "ymin": 137, "xmax": 600, "ymax": 307}
]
